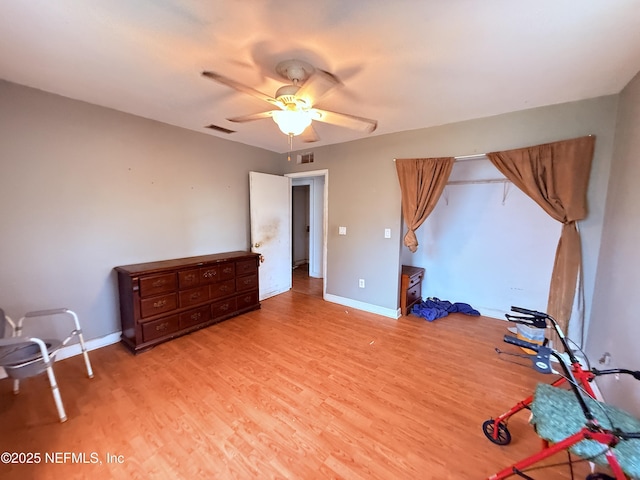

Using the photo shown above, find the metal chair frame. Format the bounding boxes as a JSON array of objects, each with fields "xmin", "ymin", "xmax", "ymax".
[{"xmin": 0, "ymin": 308, "xmax": 94, "ymax": 422}]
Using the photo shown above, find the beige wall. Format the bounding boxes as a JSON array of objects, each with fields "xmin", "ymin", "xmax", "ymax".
[
  {"xmin": 587, "ymin": 70, "xmax": 640, "ymax": 416},
  {"xmin": 0, "ymin": 80, "xmax": 281, "ymax": 341}
]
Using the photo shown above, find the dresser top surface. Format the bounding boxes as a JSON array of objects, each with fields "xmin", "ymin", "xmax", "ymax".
[
  {"xmin": 401, "ymin": 265, "xmax": 425, "ymax": 277},
  {"xmin": 115, "ymin": 251, "xmax": 258, "ymax": 275}
]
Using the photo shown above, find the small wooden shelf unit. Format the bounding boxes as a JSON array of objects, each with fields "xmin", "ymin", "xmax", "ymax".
[
  {"xmin": 115, "ymin": 251, "xmax": 260, "ymax": 353},
  {"xmin": 400, "ymin": 265, "xmax": 425, "ymax": 316}
]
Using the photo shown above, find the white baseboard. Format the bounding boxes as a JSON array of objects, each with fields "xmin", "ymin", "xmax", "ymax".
[
  {"xmin": 324, "ymin": 293, "xmax": 400, "ymax": 319},
  {"xmin": 0, "ymin": 331, "xmax": 121, "ymax": 379}
]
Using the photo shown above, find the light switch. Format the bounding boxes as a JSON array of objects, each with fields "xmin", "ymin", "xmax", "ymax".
[
  {"xmin": 339, "ymin": 226, "xmax": 347, "ymax": 235},
  {"xmin": 384, "ymin": 228, "xmax": 391, "ymax": 238}
]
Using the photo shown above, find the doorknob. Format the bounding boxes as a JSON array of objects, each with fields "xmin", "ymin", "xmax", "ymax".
[
  {"xmin": 259, "ymin": 255, "xmax": 265, "ymax": 263},
  {"xmin": 254, "ymin": 242, "xmax": 261, "ymax": 248}
]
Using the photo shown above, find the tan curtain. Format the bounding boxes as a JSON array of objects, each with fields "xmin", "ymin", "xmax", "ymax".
[
  {"xmin": 395, "ymin": 157, "xmax": 454, "ymax": 252},
  {"xmin": 487, "ymin": 136, "xmax": 595, "ymax": 348}
]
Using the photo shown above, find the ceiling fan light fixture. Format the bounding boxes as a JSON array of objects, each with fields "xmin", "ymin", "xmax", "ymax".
[{"xmin": 272, "ymin": 109, "xmax": 312, "ymax": 136}]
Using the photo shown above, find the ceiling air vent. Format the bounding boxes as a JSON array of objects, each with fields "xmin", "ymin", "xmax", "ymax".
[
  {"xmin": 297, "ymin": 152, "xmax": 314, "ymax": 164},
  {"xmin": 204, "ymin": 124, "xmax": 236, "ymax": 134}
]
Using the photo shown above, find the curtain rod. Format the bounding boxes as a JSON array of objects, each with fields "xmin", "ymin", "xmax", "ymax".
[{"xmin": 393, "ymin": 153, "xmax": 488, "ymax": 162}]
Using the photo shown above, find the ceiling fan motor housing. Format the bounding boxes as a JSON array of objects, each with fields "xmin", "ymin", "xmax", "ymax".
[{"xmin": 275, "ymin": 84, "xmax": 306, "ymax": 108}]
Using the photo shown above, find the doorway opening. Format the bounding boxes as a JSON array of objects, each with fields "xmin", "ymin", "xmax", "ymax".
[{"xmin": 286, "ymin": 170, "xmax": 328, "ymax": 299}]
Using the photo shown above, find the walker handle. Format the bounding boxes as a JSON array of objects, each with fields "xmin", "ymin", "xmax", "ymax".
[
  {"xmin": 511, "ymin": 306, "xmax": 549, "ymax": 317},
  {"xmin": 503, "ymin": 334, "xmax": 541, "ymax": 352},
  {"xmin": 504, "ymin": 335, "xmax": 554, "ymax": 374},
  {"xmin": 505, "ymin": 313, "xmax": 547, "ymax": 329},
  {"xmin": 593, "ymin": 368, "xmax": 640, "ymax": 381}
]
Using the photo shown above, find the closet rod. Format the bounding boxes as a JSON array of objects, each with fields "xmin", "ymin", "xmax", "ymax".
[
  {"xmin": 454, "ymin": 153, "xmax": 488, "ymax": 162},
  {"xmin": 393, "ymin": 153, "xmax": 488, "ymax": 162},
  {"xmin": 447, "ymin": 178, "xmax": 509, "ymax": 185}
]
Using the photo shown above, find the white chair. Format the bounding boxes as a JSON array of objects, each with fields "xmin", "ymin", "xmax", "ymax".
[{"xmin": 0, "ymin": 307, "xmax": 94, "ymax": 422}]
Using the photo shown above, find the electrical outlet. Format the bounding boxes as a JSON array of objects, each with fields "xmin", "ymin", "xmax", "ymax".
[
  {"xmin": 339, "ymin": 226, "xmax": 347, "ymax": 235},
  {"xmin": 358, "ymin": 279, "xmax": 365, "ymax": 288},
  {"xmin": 384, "ymin": 228, "xmax": 391, "ymax": 238}
]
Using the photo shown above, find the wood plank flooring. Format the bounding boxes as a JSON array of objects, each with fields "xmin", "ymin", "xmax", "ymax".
[
  {"xmin": 291, "ymin": 263, "xmax": 323, "ymax": 298},
  {"xmin": 0, "ymin": 291, "xmax": 597, "ymax": 479}
]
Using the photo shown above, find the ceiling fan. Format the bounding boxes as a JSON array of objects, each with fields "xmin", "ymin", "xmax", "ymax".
[{"xmin": 202, "ymin": 59, "xmax": 377, "ymax": 145}]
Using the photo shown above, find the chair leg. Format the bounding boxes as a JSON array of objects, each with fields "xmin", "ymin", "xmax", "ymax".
[
  {"xmin": 44, "ymin": 363, "xmax": 67, "ymax": 422},
  {"xmin": 77, "ymin": 330, "xmax": 94, "ymax": 378},
  {"xmin": 13, "ymin": 378, "xmax": 20, "ymax": 394},
  {"xmin": 67, "ymin": 310, "xmax": 94, "ymax": 379}
]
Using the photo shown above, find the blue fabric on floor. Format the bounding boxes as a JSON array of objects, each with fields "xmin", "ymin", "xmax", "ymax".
[{"xmin": 411, "ymin": 297, "xmax": 480, "ymax": 321}]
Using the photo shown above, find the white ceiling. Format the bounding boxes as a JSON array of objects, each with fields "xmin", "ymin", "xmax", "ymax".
[{"xmin": 1, "ymin": 1, "xmax": 640, "ymax": 153}]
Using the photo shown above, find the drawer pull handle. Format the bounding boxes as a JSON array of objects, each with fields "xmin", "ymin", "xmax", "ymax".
[
  {"xmin": 220, "ymin": 285, "xmax": 229, "ymax": 292},
  {"xmin": 223, "ymin": 267, "xmax": 233, "ymax": 274},
  {"xmin": 242, "ymin": 296, "xmax": 251, "ymax": 303},
  {"xmin": 155, "ymin": 322, "xmax": 169, "ymax": 332},
  {"xmin": 191, "ymin": 312, "xmax": 201, "ymax": 321},
  {"xmin": 190, "ymin": 292, "xmax": 201, "ymax": 300},
  {"xmin": 185, "ymin": 274, "xmax": 196, "ymax": 281},
  {"xmin": 153, "ymin": 299, "xmax": 167, "ymax": 308},
  {"xmin": 152, "ymin": 279, "xmax": 165, "ymax": 287},
  {"xmin": 220, "ymin": 304, "xmax": 229, "ymax": 311},
  {"xmin": 203, "ymin": 270, "xmax": 217, "ymax": 278},
  {"xmin": 243, "ymin": 279, "xmax": 251, "ymax": 285}
]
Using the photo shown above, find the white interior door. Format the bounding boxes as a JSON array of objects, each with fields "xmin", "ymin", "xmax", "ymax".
[{"xmin": 249, "ymin": 171, "xmax": 292, "ymax": 300}]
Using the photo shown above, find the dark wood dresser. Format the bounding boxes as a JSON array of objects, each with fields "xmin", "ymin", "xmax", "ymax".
[
  {"xmin": 115, "ymin": 251, "xmax": 260, "ymax": 353},
  {"xmin": 400, "ymin": 265, "xmax": 425, "ymax": 316}
]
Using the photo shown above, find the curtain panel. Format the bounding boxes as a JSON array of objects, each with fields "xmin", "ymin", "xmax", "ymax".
[
  {"xmin": 395, "ymin": 157, "xmax": 454, "ymax": 252},
  {"xmin": 487, "ymin": 136, "xmax": 595, "ymax": 347}
]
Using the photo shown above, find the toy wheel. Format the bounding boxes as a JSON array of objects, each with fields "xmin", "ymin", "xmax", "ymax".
[
  {"xmin": 482, "ymin": 419, "xmax": 512, "ymax": 445},
  {"xmin": 585, "ymin": 474, "xmax": 615, "ymax": 480}
]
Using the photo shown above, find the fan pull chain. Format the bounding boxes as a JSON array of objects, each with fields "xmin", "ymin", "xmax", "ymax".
[{"xmin": 288, "ymin": 133, "xmax": 293, "ymax": 161}]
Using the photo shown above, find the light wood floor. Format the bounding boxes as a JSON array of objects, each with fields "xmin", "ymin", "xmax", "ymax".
[
  {"xmin": 291, "ymin": 263, "xmax": 323, "ymax": 298},
  {"xmin": 0, "ymin": 291, "xmax": 596, "ymax": 479}
]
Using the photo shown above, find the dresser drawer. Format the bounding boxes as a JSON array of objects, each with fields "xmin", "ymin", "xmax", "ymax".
[
  {"xmin": 219, "ymin": 262, "xmax": 236, "ymax": 280},
  {"xmin": 211, "ymin": 297, "xmax": 237, "ymax": 319},
  {"xmin": 406, "ymin": 284, "xmax": 421, "ymax": 308},
  {"xmin": 140, "ymin": 293, "xmax": 177, "ymax": 318},
  {"xmin": 210, "ymin": 279, "xmax": 235, "ymax": 299},
  {"xmin": 236, "ymin": 291, "xmax": 258, "ymax": 310},
  {"xmin": 407, "ymin": 272, "xmax": 423, "ymax": 288},
  {"xmin": 139, "ymin": 273, "xmax": 176, "ymax": 297},
  {"xmin": 178, "ymin": 269, "xmax": 200, "ymax": 289},
  {"xmin": 236, "ymin": 259, "xmax": 257, "ymax": 276},
  {"xmin": 199, "ymin": 265, "xmax": 220, "ymax": 284},
  {"xmin": 236, "ymin": 274, "xmax": 258, "ymax": 292},
  {"xmin": 180, "ymin": 305, "xmax": 211, "ymax": 329},
  {"xmin": 142, "ymin": 315, "xmax": 179, "ymax": 342},
  {"xmin": 179, "ymin": 286, "xmax": 209, "ymax": 308}
]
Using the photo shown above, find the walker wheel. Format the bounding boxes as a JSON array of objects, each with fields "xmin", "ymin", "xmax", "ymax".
[{"xmin": 482, "ymin": 419, "xmax": 512, "ymax": 445}]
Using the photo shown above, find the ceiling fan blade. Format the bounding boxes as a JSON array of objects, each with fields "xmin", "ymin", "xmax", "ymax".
[
  {"xmin": 300, "ymin": 125, "xmax": 320, "ymax": 143},
  {"xmin": 202, "ymin": 71, "xmax": 284, "ymax": 108},
  {"xmin": 227, "ymin": 111, "xmax": 275, "ymax": 123},
  {"xmin": 311, "ymin": 108, "xmax": 378, "ymax": 133},
  {"xmin": 296, "ymin": 69, "xmax": 341, "ymax": 107}
]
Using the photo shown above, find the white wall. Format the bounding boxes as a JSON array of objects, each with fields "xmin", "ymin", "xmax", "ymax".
[
  {"xmin": 586, "ymin": 71, "xmax": 640, "ymax": 417},
  {"xmin": 0, "ymin": 80, "xmax": 281, "ymax": 342}
]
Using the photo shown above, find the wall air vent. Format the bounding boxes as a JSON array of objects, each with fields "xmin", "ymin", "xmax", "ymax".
[
  {"xmin": 297, "ymin": 152, "xmax": 314, "ymax": 164},
  {"xmin": 204, "ymin": 124, "xmax": 236, "ymax": 134}
]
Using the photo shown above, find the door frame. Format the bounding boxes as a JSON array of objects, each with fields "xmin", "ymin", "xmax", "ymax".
[{"xmin": 285, "ymin": 169, "xmax": 328, "ymax": 298}]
